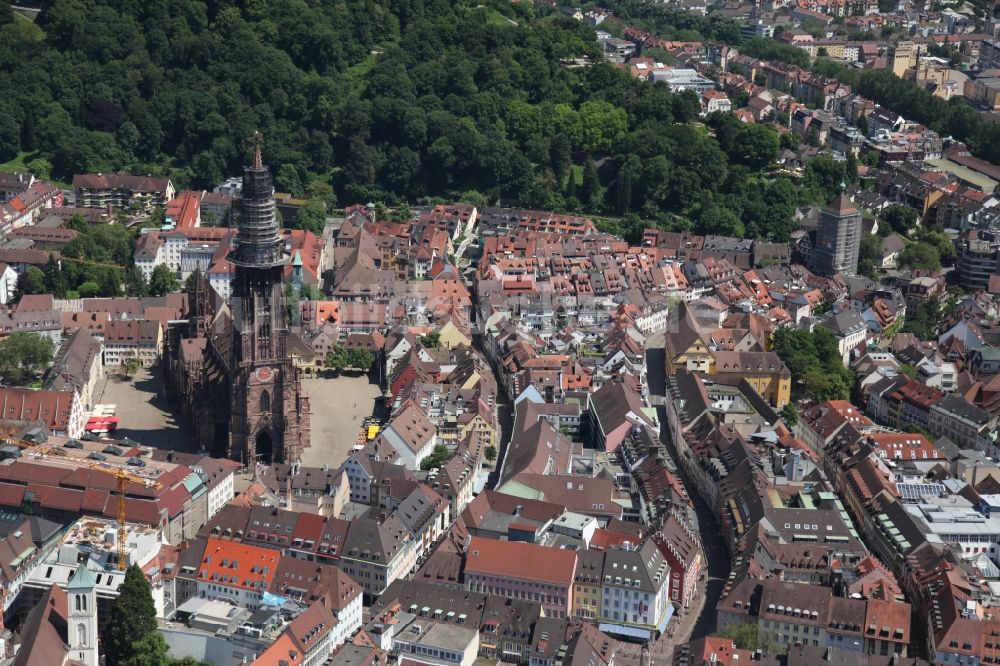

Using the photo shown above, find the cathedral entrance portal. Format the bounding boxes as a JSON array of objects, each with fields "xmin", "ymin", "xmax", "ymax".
[{"xmin": 255, "ymin": 430, "xmax": 275, "ymax": 465}]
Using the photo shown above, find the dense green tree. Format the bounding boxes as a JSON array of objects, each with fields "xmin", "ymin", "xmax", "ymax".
[
  {"xmin": 903, "ymin": 296, "xmax": 942, "ymax": 340},
  {"xmin": 43, "ymin": 254, "xmax": 66, "ymax": 297},
  {"xmin": 779, "ymin": 132, "xmax": 800, "ymax": 151},
  {"xmin": 64, "ymin": 214, "xmax": 88, "ymax": 234},
  {"xmin": 120, "ymin": 354, "xmax": 140, "ymax": 379},
  {"xmin": 739, "ymin": 38, "xmax": 811, "ymax": 68},
  {"xmin": 296, "ymin": 199, "xmax": 327, "ymax": 234},
  {"xmin": 772, "ymin": 327, "xmax": 853, "ymax": 402},
  {"xmin": 779, "ymin": 403, "xmax": 798, "ymax": 426},
  {"xmin": 420, "ymin": 443, "xmax": 450, "ymax": 470},
  {"xmin": 611, "ymin": 155, "xmax": 641, "ymax": 213},
  {"xmin": 898, "ymin": 242, "xmax": 941, "ymax": 271},
  {"xmin": 106, "ymin": 564, "xmax": 158, "ymax": 666},
  {"xmin": 700, "ymin": 206, "xmax": 744, "ymax": 237},
  {"xmin": 346, "ymin": 348, "xmax": 375, "ymax": 370},
  {"xmin": 324, "ymin": 344, "xmax": 349, "ymax": 372},
  {"xmin": 99, "ymin": 268, "xmax": 122, "ymax": 297},
  {"xmin": 117, "ymin": 632, "xmax": 209, "ymax": 666},
  {"xmin": 78, "ymin": 281, "xmax": 101, "ymax": 298},
  {"xmin": 881, "ymin": 204, "xmax": 919, "ymax": 235},
  {"xmin": 0, "ymin": 332, "xmax": 55, "ymax": 385},
  {"xmin": 916, "ymin": 228, "xmax": 956, "ymax": 266},
  {"xmin": 460, "ymin": 190, "xmax": 489, "ymax": 209},
  {"xmin": 148, "ymin": 264, "xmax": 180, "ymax": 296},
  {"xmin": 389, "ymin": 203, "xmax": 413, "ymax": 223},
  {"xmin": 721, "ymin": 623, "xmax": 761, "ymax": 650},
  {"xmin": 580, "ymin": 158, "xmax": 600, "ymax": 208},
  {"xmin": 16, "ymin": 267, "xmax": 45, "ymax": 299},
  {"xmin": 124, "ymin": 265, "xmax": 148, "ymax": 297},
  {"xmin": 420, "ymin": 332, "xmax": 441, "ymax": 349},
  {"xmin": 803, "ymin": 155, "xmax": 847, "ymax": 201},
  {"xmin": 0, "ymin": 0, "xmax": 846, "ymax": 241},
  {"xmin": 858, "ymin": 233, "xmax": 881, "ymax": 280},
  {"xmin": 549, "ymin": 133, "xmax": 572, "ymax": 182},
  {"xmin": 731, "ymin": 124, "xmax": 779, "ymax": 169},
  {"xmin": 276, "ymin": 164, "xmax": 305, "ymax": 198},
  {"xmin": 573, "ymin": 100, "xmax": 627, "ymax": 153},
  {"xmin": 25, "ymin": 158, "xmax": 52, "ymax": 179}
]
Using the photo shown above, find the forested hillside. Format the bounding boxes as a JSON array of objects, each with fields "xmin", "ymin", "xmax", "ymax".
[{"xmin": 0, "ymin": 0, "xmax": 835, "ymax": 241}]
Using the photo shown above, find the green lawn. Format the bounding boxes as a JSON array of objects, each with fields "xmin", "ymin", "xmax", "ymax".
[
  {"xmin": 0, "ymin": 152, "xmax": 72, "ymax": 189},
  {"xmin": 11, "ymin": 11, "xmax": 45, "ymax": 41},
  {"xmin": 567, "ymin": 163, "xmax": 583, "ymax": 186},
  {"xmin": 0, "ymin": 151, "xmax": 34, "ymax": 173},
  {"xmin": 480, "ymin": 7, "xmax": 517, "ymax": 27},
  {"xmin": 344, "ymin": 51, "xmax": 380, "ymax": 95}
]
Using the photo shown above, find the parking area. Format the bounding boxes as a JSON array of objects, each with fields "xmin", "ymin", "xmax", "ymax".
[
  {"xmin": 300, "ymin": 373, "xmax": 383, "ymax": 467},
  {"xmin": 95, "ymin": 367, "xmax": 197, "ymax": 453}
]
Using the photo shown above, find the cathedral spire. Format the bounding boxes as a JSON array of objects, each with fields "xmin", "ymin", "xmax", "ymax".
[
  {"xmin": 252, "ymin": 131, "xmax": 263, "ymax": 170},
  {"xmin": 234, "ymin": 134, "xmax": 284, "ymax": 269}
]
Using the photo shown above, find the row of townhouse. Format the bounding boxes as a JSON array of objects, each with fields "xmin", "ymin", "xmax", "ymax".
[
  {"xmin": 869, "ymin": 375, "xmax": 1000, "ymax": 456},
  {"xmin": 200, "ymin": 484, "xmax": 450, "ymax": 601},
  {"xmin": 464, "ymin": 533, "xmax": 676, "ymax": 641},
  {"xmin": 370, "ymin": 579, "xmax": 620, "ymax": 666},
  {"xmin": 173, "ymin": 535, "xmax": 363, "ymax": 650}
]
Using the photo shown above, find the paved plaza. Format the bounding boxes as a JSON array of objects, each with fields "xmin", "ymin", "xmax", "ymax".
[
  {"xmin": 95, "ymin": 366, "xmax": 381, "ymax": 466},
  {"xmin": 300, "ymin": 373, "xmax": 383, "ymax": 467},
  {"xmin": 96, "ymin": 367, "xmax": 197, "ymax": 453}
]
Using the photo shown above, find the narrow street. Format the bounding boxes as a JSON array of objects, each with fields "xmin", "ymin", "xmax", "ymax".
[
  {"xmin": 645, "ymin": 332, "xmax": 732, "ymax": 643},
  {"xmin": 470, "ymin": 331, "xmax": 514, "ymax": 490}
]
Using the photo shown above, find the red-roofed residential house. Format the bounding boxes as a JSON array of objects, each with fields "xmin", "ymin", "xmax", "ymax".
[
  {"xmin": 165, "ymin": 191, "xmax": 201, "ymax": 229},
  {"xmin": 196, "ymin": 538, "xmax": 280, "ymax": 610}
]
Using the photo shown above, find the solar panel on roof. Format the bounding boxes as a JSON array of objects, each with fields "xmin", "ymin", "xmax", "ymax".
[{"xmin": 897, "ymin": 483, "xmax": 945, "ymax": 500}]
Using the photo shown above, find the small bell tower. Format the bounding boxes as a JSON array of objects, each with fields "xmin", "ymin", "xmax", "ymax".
[{"xmin": 66, "ymin": 562, "xmax": 99, "ymax": 666}]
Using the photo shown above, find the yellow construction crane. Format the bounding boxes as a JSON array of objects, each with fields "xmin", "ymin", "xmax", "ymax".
[
  {"xmin": 84, "ymin": 464, "xmax": 162, "ymax": 571},
  {"xmin": 2, "ymin": 428, "xmax": 163, "ymax": 570}
]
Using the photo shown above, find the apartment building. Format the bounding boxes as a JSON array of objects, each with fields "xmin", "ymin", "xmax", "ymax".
[
  {"xmin": 599, "ymin": 540, "xmax": 673, "ymax": 641},
  {"xmin": 72, "ymin": 173, "xmax": 174, "ymax": 209},
  {"xmin": 103, "ymin": 319, "xmax": 162, "ymax": 368},
  {"xmin": 928, "ymin": 394, "xmax": 998, "ymax": 455}
]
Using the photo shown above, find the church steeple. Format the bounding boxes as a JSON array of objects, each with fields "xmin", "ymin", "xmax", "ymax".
[
  {"xmin": 232, "ymin": 135, "xmax": 285, "ymax": 269},
  {"xmin": 228, "ymin": 138, "xmax": 311, "ymax": 465},
  {"xmin": 252, "ymin": 131, "xmax": 263, "ymax": 170},
  {"xmin": 66, "ymin": 562, "xmax": 99, "ymax": 666}
]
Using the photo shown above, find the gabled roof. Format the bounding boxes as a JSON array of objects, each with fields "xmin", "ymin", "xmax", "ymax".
[
  {"xmin": 589, "ymin": 381, "xmax": 655, "ymax": 435},
  {"xmin": 380, "ymin": 402, "xmax": 437, "ymax": 455},
  {"xmin": 12, "ymin": 585, "xmax": 71, "ymax": 666},
  {"xmin": 663, "ymin": 302, "xmax": 708, "ymax": 361}
]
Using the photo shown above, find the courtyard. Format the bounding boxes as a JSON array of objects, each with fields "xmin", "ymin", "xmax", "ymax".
[
  {"xmin": 95, "ymin": 367, "xmax": 197, "ymax": 453},
  {"xmin": 300, "ymin": 372, "xmax": 384, "ymax": 468}
]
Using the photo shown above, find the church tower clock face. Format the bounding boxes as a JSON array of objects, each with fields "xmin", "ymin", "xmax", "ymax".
[{"xmin": 256, "ymin": 366, "xmax": 274, "ymax": 383}]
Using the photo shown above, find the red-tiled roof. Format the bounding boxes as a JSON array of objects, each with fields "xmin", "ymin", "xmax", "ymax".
[
  {"xmin": 465, "ymin": 536, "xmax": 576, "ymax": 586},
  {"xmin": 27, "ymin": 483, "xmax": 83, "ymax": 512},
  {"xmin": 198, "ymin": 537, "xmax": 280, "ymax": 590}
]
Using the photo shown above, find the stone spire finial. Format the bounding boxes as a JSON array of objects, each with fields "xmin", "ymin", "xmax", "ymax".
[{"xmin": 252, "ymin": 132, "xmax": 263, "ymax": 170}]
